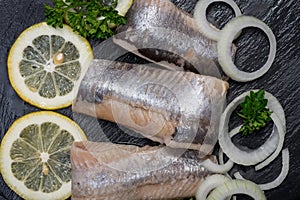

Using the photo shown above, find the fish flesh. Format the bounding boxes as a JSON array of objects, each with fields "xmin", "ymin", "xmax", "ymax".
[
  {"xmin": 72, "ymin": 59, "xmax": 228, "ymax": 156},
  {"xmin": 73, "ymin": 59, "xmax": 228, "ymax": 155},
  {"xmin": 71, "ymin": 141, "xmax": 215, "ymax": 200},
  {"xmin": 113, "ymin": 0, "xmax": 236, "ymax": 78},
  {"xmin": 71, "ymin": 142, "xmax": 215, "ymax": 199}
]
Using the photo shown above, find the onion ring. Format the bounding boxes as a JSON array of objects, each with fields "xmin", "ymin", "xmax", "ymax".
[
  {"xmin": 218, "ymin": 90, "xmax": 285, "ymax": 166},
  {"xmin": 207, "ymin": 179, "xmax": 266, "ymax": 200},
  {"xmin": 255, "ymin": 92, "xmax": 286, "ymax": 170},
  {"xmin": 217, "ymin": 16, "xmax": 276, "ymax": 82},
  {"xmin": 202, "ymin": 158, "xmax": 234, "ymax": 173},
  {"xmin": 234, "ymin": 148, "xmax": 289, "ymax": 190},
  {"xmin": 194, "ymin": 0, "xmax": 242, "ymax": 41},
  {"xmin": 196, "ymin": 174, "xmax": 231, "ymax": 200}
]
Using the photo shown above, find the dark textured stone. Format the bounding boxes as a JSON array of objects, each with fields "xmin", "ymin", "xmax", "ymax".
[{"xmin": 0, "ymin": 0, "xmax": 300, "ymax": 200}]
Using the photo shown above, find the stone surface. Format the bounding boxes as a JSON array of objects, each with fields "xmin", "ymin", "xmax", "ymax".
[{"xmin": 0, "ymin": 0, "xmax": 299, "ymax": 199}]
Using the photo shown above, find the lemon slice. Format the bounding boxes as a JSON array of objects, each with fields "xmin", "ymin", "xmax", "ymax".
[
  {"xmin": 115, "ymin": 0, "xmax": 134, "ymax": 16},
  {"xmin": 8, "ymin": 22, "xmax": 93, "ymax": 110},
  {"xmin": 108, "ymin": 0, "xmax": 133, "ymax": 28},
  {"xmin": 0, "ymin": 111, "xmax": 87, "ymax": 200}
]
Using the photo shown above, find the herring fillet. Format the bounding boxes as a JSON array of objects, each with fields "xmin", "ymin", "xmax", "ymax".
[
  {"xmin": 72, "ymin": 59, "xmax": 228, "ymax": 156},
  {"xmin": 71, "ymin": 141, "xmax": 215, "ymax": 200},
  {"xmin": 114, "ymin": 0, "xmax": 236, "ymax": 78}
]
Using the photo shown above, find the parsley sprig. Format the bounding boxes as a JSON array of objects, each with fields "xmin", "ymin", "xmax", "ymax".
[
  {"xmin": 238, "ymin": 90, "xmax": 273, "ymax": 136},
  {"xmin": 45, "ymin": 0, "xmax": 126, "ymax": 39}
]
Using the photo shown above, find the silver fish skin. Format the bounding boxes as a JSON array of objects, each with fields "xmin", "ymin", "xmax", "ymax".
[
  {"xmin": 114, "ymin": 0, "xmax": 236, "ymax": 78},
  {"xmin": 73, "ymin": 59, "xmax": 228, "ymax": 156},
  {"xmin": 71, "ymin": 141, "xmax": 215, "ymax": 200}
]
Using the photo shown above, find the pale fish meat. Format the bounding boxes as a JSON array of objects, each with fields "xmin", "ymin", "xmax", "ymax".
[
  {"xmin": 71, "ymin": 141, "xmax": 215, "ymax": 200},
  {"xmin": 72, "ymin": 59, "xmax": 228, "ymax": 156},
  {"xmin": 114, "ymin": 0, "xmax": 236, "ymax": 78}
]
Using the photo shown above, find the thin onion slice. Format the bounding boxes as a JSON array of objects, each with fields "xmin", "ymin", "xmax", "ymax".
[
  {"xmin": 217, "ymin": 16, "xmax": 276, "ymax": 82},
  {"xmin": 234, "ymin": 148, "xmax": 289, "ymax": 190},
  {"xmin": 193, "ymin": 0, "xmax": 242, "ymax": 41},
  {"xmin": 217, "ymin": 147, "xmax": 237, "ymax": 200},
  {"xmin": 202, "ymin": 158, "xmax": 234, "ymax": 173},
  {"xmin": 196, "ymin": 174, "xmax": 231, "ymax": 200},
  {"xmin": 218, "ymin": 145, "xmax": 225, "ymax": 164},
  {"xmin": 263, "ymin": 91, "xmax": 286, "ymax": 128},
  {"xmin": 207, "ymin": 179, "xmax": 266, "ymax": 200},
  {"xmin": 255, "ymin": 92, "xmax": 286, "ymax": 170},
  {"xmin": 258, "ymin": 148, "xmax": 289, "ymax": 189},
  {"xmin": 219, "ymin": 125, "xmax": 274, "ymax": 163},
  {"xmin": 228, "ymin": 122, "xmax": 280, "ymax": 165},
  {"xmin": 222, "ymin": 125, "xmax": 280, "ymax": 170},
  {"xmin": 219, "ymin": 90, "xmax": 285, "ymax": 166},
  {"xmin": 255, "ymin": 120, "xmax": 285, "ymax": 170}
]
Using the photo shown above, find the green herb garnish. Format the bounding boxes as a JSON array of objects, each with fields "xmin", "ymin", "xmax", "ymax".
[
  {"xmin": 45, "ymin": 0, "xmax": 126, "ymax": 39},
  {"xmin": 237, "ymin": 90, "xmax": 272, "ymax": 135}
]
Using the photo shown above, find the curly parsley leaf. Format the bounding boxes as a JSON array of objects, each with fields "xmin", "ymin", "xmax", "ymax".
[
  {"xmin": 237, "ymin": 90, "xmax": 273, "ymax": 136},
  {"xmin": 45, "ymin": 0, "xmax": 126, "ymax": 39}
]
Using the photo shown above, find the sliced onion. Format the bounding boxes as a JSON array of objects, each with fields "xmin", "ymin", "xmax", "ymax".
[
  {"xmin": 227, "ymin": 91, "xmax": 286, "ymax": 170},
  {"xmin": 207, "ymin": 179, "xmax": 266, "ymax": 200},
  {"xmin": 217, "ymin": 147, "xmax": 237, "ymax": 200},
  {"xmin": 263, "ymin": 91, "xmax": 286, "ymax": 128},
  {"xmin": 202, "ymin": 158, "xmax": 234, "ymax": 173},
  {"xmin": 234, "ymin": 148, "xmax": 289, "ymax": 190},
  {"xmin": 255, "ymin": 92, "xmax": 286, "ymax": 170},
  {"xmin": 233, "ymin": 171, "xmax": 244, "ymax": 180},
  {"xmin": 217, "ymin": 16, "xmax": 276, "ymax": 82},
  {"xmin": 255, "ymin": 120, "xmax": 284, "ymax": 170},
  {"xmin": 219, "ymin": 90, "xmax": 285, "ymax": 166},
  {"xmin": 224, "ymin": 124, "xmax": 280, "ymax": 170},
  {"xmin": 193, "ymin": 0, "xmax": 242, "ymax": 41},
  {"xmin": 218, "ymin": 145, "xmax": 225, "ymax": 165},
  {"xmin": 196, "ymin": 174, "xmax": 231, "ymax": 200},
  {"xmin": 259, "ymin": 148, "xmax": 289, "ymax": 189}
]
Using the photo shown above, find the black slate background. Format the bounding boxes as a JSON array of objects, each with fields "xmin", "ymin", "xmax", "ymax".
[{"xmin": 1, "ymin": 0, "xmax": 300, "ymax": 199}]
